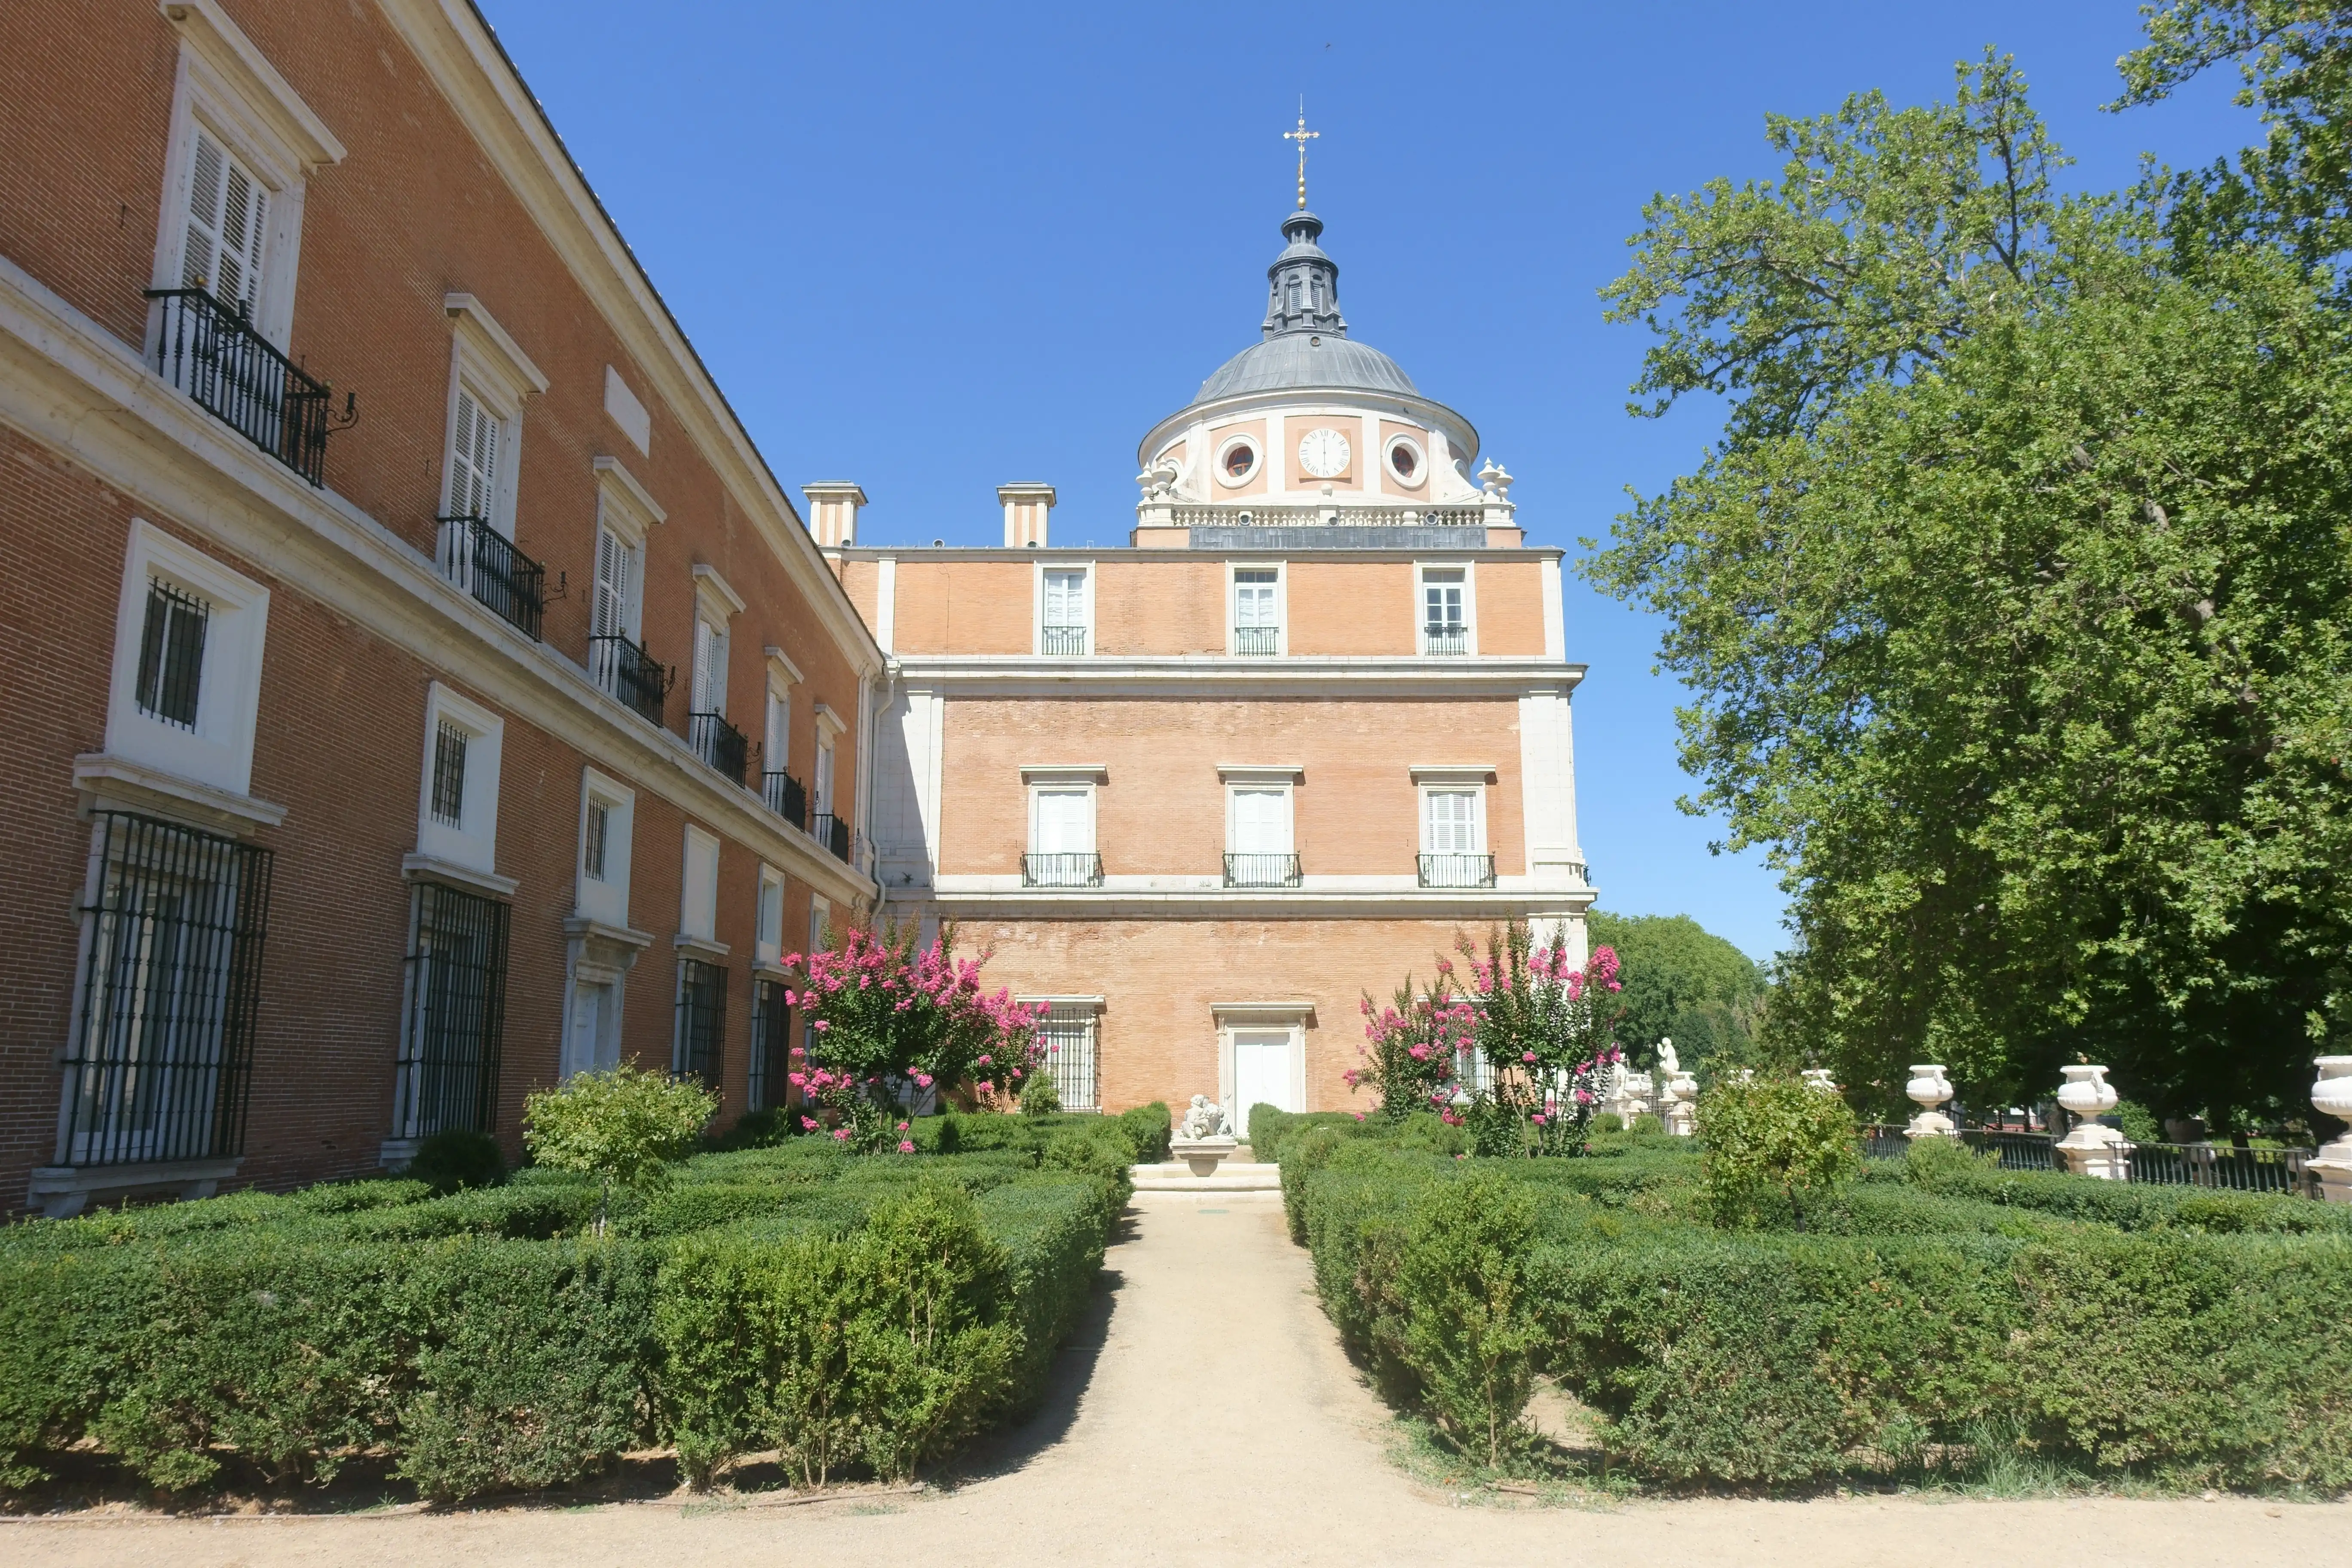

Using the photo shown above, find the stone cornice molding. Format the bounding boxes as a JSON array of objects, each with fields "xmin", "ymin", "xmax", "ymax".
[
  {"xmin": 889, "ymin": 654, "xmax": 1582, "ymax": 700},
  {"xmin": 443, "ymin": 293, "xmax": 549, "ymax": 397},
  {"xmin": 0, "ymin": 256, "xmax": 875, "ymax": 909},
  {"xmin": 824, "ymin": 544, "xmax": 1567, "ymax": 566},
  {"xmin": 161, "ymin": 0, "xmax": 347, "ymax": 170},
  {"xmin": 912, "ymin": 882, "xmax": 1598, "ymax": 921}
]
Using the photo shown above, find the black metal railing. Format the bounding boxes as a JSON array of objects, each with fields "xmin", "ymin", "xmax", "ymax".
[
  {"xmin": 1423, "ymin": 624, "xmax": 1469, "ymax": 656},
  {"xmin": 59, "ymin": 812, "xmax": 273, "ymax": 1168},
  {"xmin": 1861, "ymin": 1124, "xmax": 1911, "ymax": 1161},
  {"xmin": 2125, "ymin": 1140, "xmax": 2315, "ymax": 1195},
  {"xmin": 749, "ymin": 976, "xmax": 793, "ymax": 1112},
  {"xmin": 392, "ymin": 882, "xmax": 509, "ymax": 1140},
  {"xmin": 1418, "ymin": 852, "xmax": 1495, "ymax": 888},
  {"xmin": 1041, "ymin": 625, "xmax": 1088, "ymax": 656},
  {"xmin": 1233, "ymin": 625, "xmax": 1280, "ymax": 655},
  {"xmin": 589, "ymin": 634, "xmax": 669, "ymax": 725},
  {"xmin": 147, "ymin": 287, "xmax": 342, "ymax": 486},
  {"xmin": 1960, "ymin": 1128, "xmax": 2059, "ymax": 1172},
  {"xmin": 1224, "ymin": 851, "xmax": 1302, "ymax": 888},
  {"xmin": 435, "ymin": 514, "xmax": 547, "ymax": 640},
  {"xmin": 763, "ymin": 770, "xmax": 807, "ymax": 829},
  {"xmin": 689, "ymin": 712, "xmax": 749, "ymax": 785},
  {"xmin": 1023, "ymin": 852, "xmax": 1103, "ymax": 888},
  {"xmin": 674, "ymin": 957, "xmax": 726, "ymax": 1092},
  {"xmin": 812, "ymin": 812, "xmax": 852, "ymax": 862}
]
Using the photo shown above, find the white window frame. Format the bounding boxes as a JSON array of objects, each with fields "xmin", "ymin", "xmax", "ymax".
[
  {"xmin": 1213, "ymin": 433, "xmax": 1261, "ymax": 489},
  {"xmin": 1416, "ymin": 785, "xmax": 1488, "ymax": 854},
  {"xmin": 591, "ymin": 456, "xmax": 666, "ymax": 644},
  {"xmin": 1416, "ymin": 561, "xmax": 1478, "ymax": 656},
  {"xmin": 1227, "ymin": 561, "xmax": 1286, "ymax": 655},
  {"xmin": 1026, "ymin": 783, "xmax": 1099, "ymax": 857},
  {"xmin": 689, "ymin": 565, "xmax": 745, "ymax": 720},
  {"xmin": 808, "ymin": 894, "xmax": 833, "ymax": 961},
  {"xmin": 761, "ymin": 646, "xmax": 801, "ymax": 777},
  {"xmin": 574, "ymin": 768, "xmax": 636, "ymax": 928},
  {"xmin": 104, "ymin": 519, "xmax": 271, "ymax": 798},
  {"xmin": 150, "ymin": 0, "xmax": 344, "ymax": 351},
  {"xmin": 755, "ymin": 864, "xmax": 786, "ymax": 968},
  {"xmin": 679, "ymin": 823, "xmax": 722, "ymax": 946},
  {"xmin": 1034, "ymin": 561, "xmax": 1095, "ymax": 655},
  {"xmin": 413, "ymin": 682, "xmax": 504, "ymax": 876},
  {"xmin": 438, "ymin": 296, "xmax": 546, "ymax": 539},
  {"xmin": 1384, "ymin": 432, "xmax": 1429, "ymax": 490}
]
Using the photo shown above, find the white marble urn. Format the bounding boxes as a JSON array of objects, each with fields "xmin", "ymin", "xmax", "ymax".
[
  {"xmin": 2309, "ymin": 1056, "xmax": 2352, "ymax": 1204},
  {"xmin": 2055, "ymin": 1064, "xmax": 2130, "ymax": 1179},
  {"xmin": 2055, "ymin": 1063, "xmax": 2119, "ymax": 1122},
  {"xmin": 1904, "ymin": 1064, "xmax": 1957, "ymax": 1138}
]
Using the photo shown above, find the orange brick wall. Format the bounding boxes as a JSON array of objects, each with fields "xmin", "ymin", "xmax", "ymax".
[
  {"xmin": 1288, "ymin": 561, "xmax": 1415, "ymax": 653},
  {"xmin": 1094, "ymin": 558, "xmax": 1225, "ymax": 655}
]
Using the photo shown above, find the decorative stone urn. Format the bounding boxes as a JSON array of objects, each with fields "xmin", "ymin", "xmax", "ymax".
[
  {"xmin": 1905, "ymin": 1064, "xmax": 1957, "ymax": 1139},
  {"xmin": 1656, "ymin": 1041, "xmax": 1697, "ymax": 1137},
  {"xmin": 2308, "ymin": 1057, "xmax": 2352, "ymax": 1205},
  {"xmin": 1604, "ymin": 1055, "xmax": 1654, "ymax": 1124},
  {"xmin": 1802, "ymin": 1068, "xmax": 1838, "ymax": 1094},
  {"xmin": 1170, "ymin": 1094, "xmax": 1238, "ymax": 1177},
  {"xmin": 2054, "ymin": 1064, "xmax": 2130, "ymax": 1180}
]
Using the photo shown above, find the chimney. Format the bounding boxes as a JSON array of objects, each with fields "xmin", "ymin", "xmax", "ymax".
[
  {"xmin": 802, "ymin": 482, "xmax": 866, "ymax": 547},
  {"xmin": 998, "ymin": 482, "xmax": 1055, "ymax": 548}
]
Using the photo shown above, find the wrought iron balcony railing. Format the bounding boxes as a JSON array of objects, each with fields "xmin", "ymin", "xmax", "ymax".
[
  {"xmin": 811, "ymin": 812, "xmax": 852, "ymax": 863},
  {"xmin": 762, "ymin": 770, "xmax": 807, "ymax": 829},
  {"xmin": 1418, "ymin": 852, "xmax": 1496, "ymax": 889},
  {"xmin": 1041, "ymin": 625, "xmax": 1088, "ymax": 656},
  {"xmin": 1232, "ymin": 625, "xmax": 1280, "ymax": 656},
  {"xmin": 1422, "ymin": 624, "xmax": 1469, "ymax": 656},
  {"xmin": 147, "ymin": 288, "xmax": 347, "ymax": 486},
  {"xmin": 1023, "ymin": 852, "xmax": 1104, "ymax": 888},
  {"xmin": 1223, "ymin": 852, "xmax": 1301, "ymax": 888},
  {"xmin": 436, "ymin": 514, "xmax": 546, "ymax": 640},
  {"xmin": 589, "ymin": 634, "xmax": 669, "ymax": 726},
  {"xmin": 689, "ymin": 712, "xmax": 749, "ymax": 785}
]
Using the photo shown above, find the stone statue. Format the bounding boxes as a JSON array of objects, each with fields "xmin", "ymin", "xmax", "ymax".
[
  {"xmin": 1180, "ymin": 1094, "xmax": 1233, "ymax": 1140},
  {"xmin": 1657, "ymin": 1039, "xmax": 1680, "ymax": 1076}
]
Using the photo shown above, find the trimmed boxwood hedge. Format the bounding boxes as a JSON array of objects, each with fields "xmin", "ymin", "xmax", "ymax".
[
  {"xmin": 0, "ymin": 1131, "xmax": 1124, "ymax": 1498},
  {"xmin": 1279, "ymin": 1132, "xmax": 2352, "ymax": 1490}
]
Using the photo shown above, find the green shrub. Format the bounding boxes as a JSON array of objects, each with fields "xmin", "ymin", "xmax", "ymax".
[
  {"xmin": 1629, "ymin": 1112, "xmax": 1663, "ymax": 1135},
  {"xmin": 1698, "ymin": 1072, "xmax": 1861, "ymax": 1229},
  {"xmin": 1388, "ymin": 1175, "xmax": 1544, "ymax": 1465},
  {"xmin": 406, "ymin": 1129, "xmax": 507, "ymax": 1193},
  {"xmin": 1248, "ymin": 1107, "xmax": 1363, "ymax": 1166},
  {"xmin": 1019, "ymin": 1071, "xmax": 1063, "ymax": 1115},
  {"xmin": 1118, "ymin": 1101, "xmax": 1173, "ymax": 1163},
  {"xmin": 1900, "ymin": 1133, "xmax": 2001, "ymax": 1187},
  {"xmin": 524, "ymin": 1065, "xmax": 717, "ymax": 1231},
  {"xmin": 1591, "ymin": 1112, "xmax": 1624, "ymax": 1134}
]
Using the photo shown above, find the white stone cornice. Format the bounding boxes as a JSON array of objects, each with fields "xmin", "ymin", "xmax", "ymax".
[
  {"xmin": 443, "ymin": 293, "xmax": 549, "ymax": 396},
  {"xmin": 916, "ymin": 877, "xmax": 1597, "ymax": 921},
  {"xmin": 371, "ymin": 0, "xmax": 883, "ymax": 680},
  {"xmin": 885, "ymin": 654, "xmax": 1583, "ymax": 699},
  {"xmin": 0, "ymin": 254, "xmax": 876, "ymax": 909},
  {"xmin": 592, "ymin": 453, "xmax": 666, "ymax": 529},
  {"xmin": 161, "ymin": 0, "xmax": 346, "ymax": 169}
]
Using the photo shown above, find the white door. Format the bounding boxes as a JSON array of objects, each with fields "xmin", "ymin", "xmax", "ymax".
[
  {"xmin": 1231, "ymin": 1028, "xmax": 1300, "ymax": 1136},
  {"xmin": 565, "ymin": 981, "xmax": 611, "ymax": 1078},
  {"xmin": 1229, "ymin": 788, "xmax": 1291, "ymax": 854}
]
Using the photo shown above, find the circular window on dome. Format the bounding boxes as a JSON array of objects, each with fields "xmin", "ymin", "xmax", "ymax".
[
  {"xmin": 1386, "ymin": 435, "xmax": 1426, "ymax": 487},
  {"xmin": 1216, "ymin": 436, "xmax": 1259, "ymax": 487}
]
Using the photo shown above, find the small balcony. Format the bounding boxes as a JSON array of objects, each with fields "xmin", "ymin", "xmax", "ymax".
[
  {"xmin": 1422, "ymin": 624, "xmax": 1469, "ymax": 656},
  {"xmin": 1232, "ymin": 625, "xmax": 1280, "ymax": 656},
  {"xmin": 811, "ymin": 812, "xmax": 852, "ymax": 863},
  {"xmin": 1224, "ymin": 852, "xmax": 1301, "ymax": 888},
  {"xmin": 589, "ymin": 634, "xmax": 669, "ymax": 726},
  {"xmin": 1041, "ymin": 625, "xmax": 1088, "ymax": 656},
  {"xmin": 689, "ymin": 712, "xmax": 749, "ymax": 785},
  {"xmin": 1418, "ymin": 853, "xmax": 1496, "ymax": 889},
  {"xmin": 1023, "ymin": 852, "xmax": 1104, "ymax": 888},
  {"xmin": 762, "ymin": 770, "xmax": 807, "ymax": 829},
  {"xmin": 436, "ymin": 514, "xmax": 546, "ymax": 640},
  {"xmin": 147, "ymin": 287, "xmax": 344, "ymax": 486}
]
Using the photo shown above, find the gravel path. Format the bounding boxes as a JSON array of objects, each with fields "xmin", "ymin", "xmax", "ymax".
[{"xmin": 7, "ymin": 1192, "xmax": 2344, "ymax": 1567}]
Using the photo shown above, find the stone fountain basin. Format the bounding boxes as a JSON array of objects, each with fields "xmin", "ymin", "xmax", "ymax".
[{"xmin": 1170, "ymin": 1136, "xmax": 1239, "ymax": 1177}]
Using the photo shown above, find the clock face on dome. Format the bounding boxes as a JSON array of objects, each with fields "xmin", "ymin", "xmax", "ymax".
[{"xmin": 1296, "ymin": 427, "xmax": 1351, "ymax": 478}]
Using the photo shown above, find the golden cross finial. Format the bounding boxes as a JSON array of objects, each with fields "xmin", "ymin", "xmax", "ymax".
[{"xmin": 1284, "ymin": 101, "xmax": 1319, "ymax": 210}]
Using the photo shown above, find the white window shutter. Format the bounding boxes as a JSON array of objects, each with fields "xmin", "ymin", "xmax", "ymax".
[{"xmin": 181, "ymin": 129, "xmax": 267, "ymax": 310}]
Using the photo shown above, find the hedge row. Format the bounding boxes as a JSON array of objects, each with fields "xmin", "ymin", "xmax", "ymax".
[
  {"xmin": 1283, "ymin": 1136, "xmax": 2352, "ymax": 1489},
  {"xmin": 0, "ymin": 1136, "xmax": 1123, "ymax": 1498}
]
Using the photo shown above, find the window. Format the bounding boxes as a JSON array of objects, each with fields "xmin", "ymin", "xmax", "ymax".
[
  {"xmin": 1387, "ymin": 436, "xmax": 1423, "ymax": 484},
  {"xmin": 808, "ymin": 894, "xmax": 833, "ymax": 959},
  {"xmin": 178, "ymin": 127, "xmax": 269, "ymax": 309},
  {"xmin": 414, "ymin": 684, "xmax": 504, "ymax": 876},
  {"xmin": 583, "ymin": 800, "xmax": 611, "ymax": 881},
  {"xmin": 446, "ymin": 385, "xmax": 500, "ymax": 523},
  {"xmin": 1216, "ymin": 435, "xmax": 1259, "ymax": 487},
  {"xmin": 1232, "ymin": 567, "xmax": 1281, "ymax": 655},
  {"xmin": 1031, "ymin": 1002, "xmax": 1100, "ymax": 1112},
  {"xmin": 756, "ymin": 865, "xmax": 785, "ymax": 966},
  {"xmin": 763, "ymin": 681, "xmax": 790, "ymax": 775},
  {"xmin": 57, "ymin": 812, "xmax": 273, "ymax": 1168},
  {"xmin": 1041, "ymin": 568, "xmax": 1090, "ymax": 655},
  {"xmin": 1225, "ymin": 783, "xmax": 1298, "ymax": 888},
  {"xmin": 135, "ymin": 579, "xmax": 210, "ymax": 730},
  {"xmin": 1025, "ymin": 785, "xmax": 1099, "ymax": 887},
  {"xmin": 575, "ymin": 770, "xmax": 635, "ymax": 929},
  {"xmin": 1421, "ymin": 566, "xmax": 1471, "ymax": 655},
  {"xmin": 674, "ymin": 958, "xmax": 726, "ymax": 1091},
  {"xmin": 1420, "ymin": 787, "xmax": 1493, "ymax": 888},
  {"xmin": 392, "ymin": 882, "xmax": 510, "ymax": 1140},
  {"xmin": 680, "ymin": 824, "xmax": 721, "ymax": 944},
  {"xmin": 749, "ymin": 976, "xmax": 793, "ymax": 1111},
  {"xmin": 593, "ymin": 527, "xmax": 639, "ymax": 643}
]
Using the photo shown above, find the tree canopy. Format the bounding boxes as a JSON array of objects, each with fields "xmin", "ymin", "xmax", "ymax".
[
  {"xmin": 1583, "ymin": 15, "xmax": 2352, "ymax": 1129},
  {"xmin": 1585, "ymin": 911, "xmax": 1764, "ymax": 1073}
]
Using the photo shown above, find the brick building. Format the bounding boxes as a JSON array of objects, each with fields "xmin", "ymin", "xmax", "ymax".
[
  {"xmin": 0, "ymin": 0, "xmax": 883, "ymax": 1214},
  {"xmin": 833, "ymin": 199, "xmax": 1594, "ymax": 1133}
]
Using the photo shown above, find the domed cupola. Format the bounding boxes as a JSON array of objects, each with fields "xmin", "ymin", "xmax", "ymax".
[{"xmin": 1262, "ymin": 209, "xmax": 1345, "ymax": 338}]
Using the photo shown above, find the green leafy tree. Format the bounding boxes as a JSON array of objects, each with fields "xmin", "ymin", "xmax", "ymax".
[
  {"xmin": 1583, "ymin": 51, "xmax": 2352, "ymax": 1128},
  {"xmin": 1698, "ymin": 1072, "xmax": 1862, "ymax": 1230},
  {"xmin": 523, "ymin": 1063, "xmax": 715, "ymax": 1232},
  {"xmin": 1586, "ymin": 911, "xmax": 1766, "ymax": 1073}
]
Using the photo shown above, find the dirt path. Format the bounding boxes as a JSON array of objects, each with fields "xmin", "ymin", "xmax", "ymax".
[{"xmin": 7, "ymin": 1193, "xmax": 2344, "ymax": 1567}]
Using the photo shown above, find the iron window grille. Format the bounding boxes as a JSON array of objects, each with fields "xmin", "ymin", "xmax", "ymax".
[
  {"xmin": 391, "ymin": 882, "xmax": 510, "ymax": 1139},
  {"xmin": 1023, "ymin": 852, "xmax": 1103, "ymax": 888},
  {"xmin": 435, "ymin": 514, "xmax": 547, "ymax": 641},
  {"xmin": 59, "ymin": 812, "xmax": 273, "ymax": 1168},
  {"xmin": 583, "ymin": 800, "xmax": 611, "ymax": 879},
  {"xmin": 690, "ymin": 712, "xmax": 750, "ymax": 786},
  {"xmin": 590, "ymin": 634, "xmax": 670, "ymax": 726},
  {"xmin": 135, "ymin": 578, "xmax": 209, "ymax": 729},
  {"xmin": 675, "ymin": 958, "xmax": 727, "ymax": 1091},
  {"xmin": 1418, "ymin": 853, "xmax": 1496, "ymax": 888},
  {"xmin": 749, "ymin": 976, "xmax": 793, "ymax": 1112},
  {"xmin": 1037, "ymin": 1004, "xmax": 1099, "ymax": 1112},
  {"xmin": 1223, "ymin": 852, "xmax": 1302, "ymax": 888},
  {"xmin": 429, "ymin": 720, "xmax": 468, "ymax": 827},
  {"xmin": 1041, "ymin": 625, "xmax": 1088, "ymax": 656},
  {"xmin": 763, "ymin": 770, "xmax": 808, "ymax": 829},
  {"xmin": 1232, "ymin": 625, "xmax": 1280, "ymax": 656},
  {"xmin": 146, "ymin": 287, "xmax": 344, "ymax": 486},
  {"xmin": 812, "ymin": 812, "xmax": 852, "ymax": 863}
]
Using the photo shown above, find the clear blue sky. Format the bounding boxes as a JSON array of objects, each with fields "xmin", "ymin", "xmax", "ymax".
[{"xmin": 479, "ymin": 1, "xmax": 2255, "ymax": 962}]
